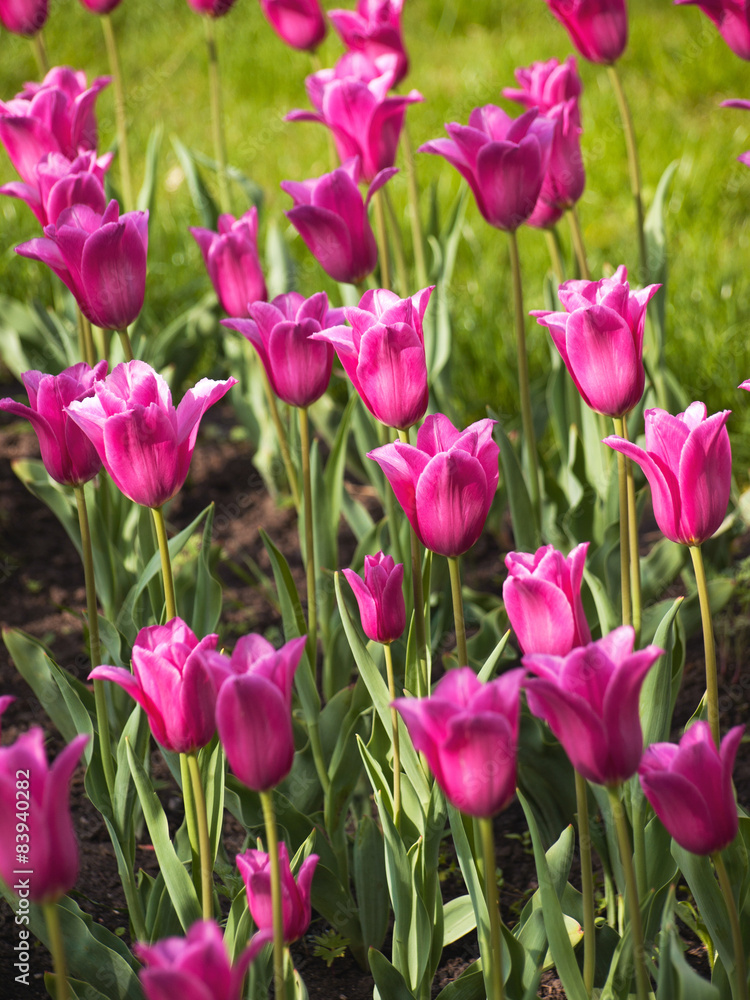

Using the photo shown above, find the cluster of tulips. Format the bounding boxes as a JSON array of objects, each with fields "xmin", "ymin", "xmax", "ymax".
[{"xmin": 2, "ymin": 0, "xmax": 750, "ymax": 999}]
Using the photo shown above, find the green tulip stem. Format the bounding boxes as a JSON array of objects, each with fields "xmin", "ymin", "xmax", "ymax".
[
  {"xmin": 30, "ymin": 32, "xmax": 48, "ymax": 78},
  {"xmin": 382, "ymin": 187, "xmax": 409, "ymax": 295},
  {"xmin": 689, "ymin": 544, "xmax": 720, "ymax": 746},
  {"xmin": 621, "ymin": 420, "xmax": 642, "ymax": 643},
  {"xmin": 545, "ymin": 228, "xmax": 565, "ymax": 286},
  {"xmin": 260, "ymin": 368, "xmax": 300, "ymax": 510},
  {"xmin": 401, "ymin": 121, "xmax": 428, "ymax": 288},
  {"xmin": 76, "ymin": 310, "xmax": 95, "ymax": 368},
  {"xmin": 260, "ymin": 790, "xmax": 286, "ymax": 1000},
  {"xmin": 575, "ymin": 772, "xmax": 596, "ymax": 996},
  {"xmin": 607, "ymin": 65, "xmax": 647, "ymax": 280},
  {"xmin": 713, "ymin": 850, "xmax": 749, "ymax": 1000},
  {"xmin": 448, "ymin": 556, "xmax": 468, "ymax": 668},
  {"xmin": 379, "ymin": 424, "xmax": 405, "ymax": 570},
  {"xmin": 101, "ymin": 14, "xmax": 134, "ymax": 213},
  {"xmin": 151, "ymin": 505, "xmax": 177, "ymax": 621},
  {"xmin": 612, "ymin": 417, "xmax": 632, "ymax": 628},
  {"xmin": 508, "ymin": 228, "xmax": 540, "ymax": 522},
  {"xmin": 117, "ymin": 327, "xmax": 134, "ymax": 362},
  {"xmin": 299, "ymin": 406, "xmax": 318, "ymax": 671},
  {"xmin": 374, "ymin": 189, "xmax": 392, "ymax": 290},
  {"xmin": 608, "ymin": 785, "xmax": 649, "ymax": 1000},
  {"xmin": 179, "ymin": 751, "xmax": 200, "ymax": 900},
  {"xmin": 186, "ymin": 750, "xmax": 213, "ymax": 920},
  {"xmin": 478, "ymin": 816, "xmax": 505, "ymax": 1000},
  {"xmin": 204, "ymin": 16, "xmax": 231, "ymax": 214},
  {"xmin": 43, "ymin": 902, "xmax": 69, "ymax": 1000},
  {"xmin": 568, "ymin": 206, "xmax": 591, "ymax": 281},
  {"xmin": 383, "ymin": 642, "xmax": 402, "ymax": 833},
  {"xmin": 398, "ymin": 427, "xmax": 428, "ymax": 697}
]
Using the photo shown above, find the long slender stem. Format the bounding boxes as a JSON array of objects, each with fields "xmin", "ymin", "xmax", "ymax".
[
  {"xmin": 179, "ymin": 751, "xmax": 200, "ymax": 895},
  {"xmin": 117, "ymin": 327, "xmax": 134, "ymax": 362},
  {"xmin": 151, "ymin": 505, "xmax": 176, "ymax": 620},
  {"xmin": 382, "ymin": 187, "xmax": 409, "ymax": 295},
  {"xmin": 479, "ymin": 816, "xmax": 505, "ymax": 1000},
  {"xmin": 621, "ymin": 421, "xmax": 641, "ymax": 643},
  {"xmin": 608, "ymin": 786, "xmax": 649, "ymax": 1000},
  {"xmin": 260, "ymin": 791, "xmax": 286, "ymax": 1000},
  {"xmin": 30, "ymin": 33, "xmax": 48, "ymax": 77},
  {"xmin": 607, "ymin": 65, "xmax": 647, "ymax": 281},
  {"xmin": 383, "ymin": 642, "xmax": 402, "ymax": 833},
  {"xmin": 397, "ymin": 427, "xmax": 428, "ymax": 696},
  {"xmin": 689, "ymin": 544, "xmax": 720, "ymax": 745},
  {"xmin": 713, "ymin": 851, "xmax": 749, "ymax": 1000},
  {"xmin": 568, "ymin": 206, "xmax": 591, "ymax": 281},
  {"xmin": 186, "ymin": 750, "xmax": 213, "ymax": 920},
  {"xmin": 447, "ymin": 556, "xmax": 468, "ymax": 667},
  {"xmin": 612, "ymin": 417, "xmax": 632, "ymax": 628},
  {"xmin": 379, "ymin": 423, "xmax": 405, "ymax": 569},
  {"xmin": 401, "ymin": 122, "xmax": 428, "ymax": 288},
  {"xmin": 204, "ymin": 16, "xmax": 230, "ymax": 214},
  {"xmin": 373, "ymin": 188, "xmax": 392, "ymax": 290},
  {"xmin": 545, "ymin": 228, "xmax": 565, "ymax": 286},
  {"xmin": 299, "ymin": 407, "xmax": 317, "ymax": 674},
  {"xmin": 575, "ymin": 772, "xmax": 595, "ymax": 996},
  {"xmin": 101, "ymin": 14, "xmax": 134, "ymax": 212},
  {"xmin": 43, "ymin": 903, "xmax": 69, "ymax": 1000},
  {"xmin": 259, "ymin": 368, "xmax": 300, "ymax": 509},
  {"xmin": 508, "ymin": 229, "xmax": 540, "ymax": 521},
  {"xmin": 76, "ymin": 310, "xmax": 95, "ymax": 368}
]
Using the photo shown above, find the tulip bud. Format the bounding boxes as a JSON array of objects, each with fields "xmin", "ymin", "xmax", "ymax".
[
  {"xmin": 342, "ymin": 552, "xmax": 406, "ymax": 644},
  {"xmin": 237, "ymin": 844, "xmax": 318, "ymax": 942},
  {"xmin": 190, "ymin": 208, "xmax": 267, "ymax": 318},
  {"xmin": 329, "ymin": 0, "xmax": 409, "ymax": 85},
  {"xmin": 258, "ymin": 0, "xmax": 327, "ymax": 50},
  {"xmin": 0, "ymin": 0, "xmax": 48, "ymax": 35},
  {"xmin": 545, "ymin": 0, "xmax": 628, "ymax": 65}
]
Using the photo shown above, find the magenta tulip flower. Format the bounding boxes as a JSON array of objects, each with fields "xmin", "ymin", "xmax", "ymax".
[
  {"xmin": 190, "ymin": 209, "xmax": 267, "ymax": 317},
  {"xmin": 214, "ymin": 635, "xmax": 306, "ymax": 792},
  {"xmin": 286, "ymin": 52, "xmax": 423, "ymax": 182},
  {"xmin": 312, "ymin": 285, "xmax": 433, "ymax": 430},
  {"xmin": 0, "ymin": 150, "xmax": 108, "ymax": 227},
  {"xmin": 503, "ymin": 543, "xmax": 591, "ymax": 656},
  {"xmin": 393, "ymin": 667, "xmax": 525, "ymax": 817},
  {"xmin": 529, "ymin": 99, "xmax": 586, "ymax": 229},
  {"xmin": 532, "ymin": 266, "xmax": 660, "ymax": 417},
  {"xmin": 342, "ymin": 551, "xmax": 406, "ymax": 644},
  {"xmin": 186, "ymin": 0, "xmax": 237, "ymax": 15},
  {"xmin": 0, "ymin": 362, "xmax": 107, "ymax": 486},
  {"xmin": 221, "ymin": 292, "xmax": 343, "ymax": 408},
  {"xmin": 0, "ymin": 0, "xmax": 47, "ymax": 34},
  {"xmin": 604, "ymin": 402, "xmax": 731, "ymax": 546},
  {"xmin": 258, "ymin": 0, "xmax": 326, "ymax": 49},
  {"xmin": 77, "ymin": 0, "xmax": 122, "ymax": 13},
  {"xmin": 524, "ymin": 626, "xmax": 663, "ymax": 787},
  {"xmin": 282, "ymin": 157, "xmax": 396, "ymax": 285},
  {"xmin": 368, "ymin": 414, "xmax": 500, "ymax": 558},
  {"xmin": 89, "ymin": 618, "xmax": 224, "ymax": 753},
  {"xmin": 639, "ymin": 721, "xmax": 743, "ymax": 855},
  {"xmin": 674, "ymin": 0, "xmax": 750, "ymax": 60},
  {"xmin": 328, "ymin": 0, "xmax": 409, "ymax": 86},
  {"xmin": 420, "ymin": 106, "xmax": 554, "ymax": 232},
  {"xmin": 65, "ymin": 360, "xmax": 237, "ymax": 509},
  {"xmin": 545, "ymin": 0, "xmax": 628, "ymax": 64},
  {"xmin": 135, "ymin": 920, "xmax": 270, "ymax": 1000},
  {"xmin": 503, "ymin": 56, "xmax": 583, "ymax": 114},
  {"xmin": 237, "ymin": 844, "xmax": 319, "ymax": 942},
  {"xmin": 0, "ymin": 726, "xmax": 88, "ymax": 902}
]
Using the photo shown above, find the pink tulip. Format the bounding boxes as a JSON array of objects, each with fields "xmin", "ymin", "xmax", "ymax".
[
  {"xmin": 342, "ymin": 551, "xmax": 406, "ymax": 643},
  {"xmin": 0, "ymin": 0, "xmax": 47, "ymax": 34},
  {"xmin": 190, "ymin": 209, "xmax": 267, "ymax": 317},
  {"xmin": 0, "ymin": 362, "xmax": 107, "ymax": 486},
  {"xmin": 89, "ymin": 618, "xmax": 224, "ymax": 753},
  {"xmin": 604, "ymin": 402, "xmax": 731, "ymax": 546},
  {"xmin": 503, "ymin": 543, "xmax": 591, "ymax": 656},
  {"xmin": 393, "ymin": 667, "xmax": 525, "ymax": 817},
  {"xmin": 77, "ymin": 0, "xmax": 122, "ymax": 13},
  {"xmin": 545, "ymin": 0, "xmax": 628, "ymax": 64},
  {"xmin": 16, "ymin": 201, "xmax": 148, "ymax": 331},
  {"xmin": 135, "ymin": 920, "xmax": 270, "ymax": 1000},
  {"xmin": 186, "ymin": 0, "xmax": 237, "ymax": 16},
  {"xmin": 65, "ymin": 360, "xmax": 237, "ymax": 508},
  {"xmin": 502, "ymin": 56, "xmax": 583, "ymax": 114},
  {"xmin": 312, "ymin": 285, "xmax": 433, "ymax": 430},
  {"xmin": 674, "ymin": 0, "xmax": 750, "ymax": 59},
  {"xmin": 282, "ymin": 157, "xmax": 396, "ymax": 285},
  {"xmin": 0, "ymin": 150, "xmax": 108, "ymax": 227},
  {"xmin": 237, "ymin": 844, "xmax": 319, "ymax": 942},
  {"xmin": 420, "ymin": 106, "xmax": 554, "ymax": 232},
  {"xmin": 328, "ymin": 0, "xmax": 409, "ymax": 86},
  {"xmin": 527, "ymin": 99, "xmax": 585, "ymax": 229},
  {"xmin": 368, "ymin": 414, "xmax": 499, "ymax": 558},
  {"xmin": 221, "ymin": 291, "xmax": 343, "ymax": 408},
  {"xmin": 214, "ymin": 635, "xmax": 306, "ymax": 791},
  {"xmin": 532, "ymin": 266, "xmax": 660, "ymax": 417},
  {"xmin": 258, "ymin": 0, "xmax": 326, "ymax": 49},
  {"xmin": 286, "ymin": 52, "xmax": 423, "ymax": 182},
  {"xmin": 524, "ymin": 626, "xmax": 663, "ymax": 786}
]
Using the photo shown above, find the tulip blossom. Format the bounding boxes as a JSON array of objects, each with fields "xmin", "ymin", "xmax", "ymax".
[
  {"xmin": 544, "ymin": 0, "xmax": 628, "ymax": 65},
  {"xmin": 503, "ymin": 543, "xmax": 591, "ymax": 656},
  {"xmin": 604, "ymin": 402, "xmax": 731, "ymax": 546},
  {"xmin": 186, "ymin": 0, "xmax": 237, "ymax": 15},
  {"xmin": 342, "ymin": 552, "xmax": 406, "ymax": 644},
  {"xmin": 674, "ymin": 0, "xmax": 750, "ymax": 60},
  {"xmin": 524, "ymin": 626, "xmax": 663, "ymax": 787},
  {"xmin": 368, "ymin": 414, "xmax": 500, "ymax": 558},
  {"xmin": 222, "ymin": 292, "xmax": 343, "ymax": 408},
  {"xmin": 0, "ymin": 0, "xmax": 47, "ymax": 34},
  {"xmin": 282, "ymin": 157, "xmax": 396, "ymax": 285},
  {"xmin": 190, "ymin": 209, "xmax": 267, "ymax": 317},
  {"xmin": 214, "ymin": 635, "xmax": 306, "ymax": 791},
  {"xmin": 502, "ymin": 56, "xmax": 583, "ymax": 114},
  {"xmin": 393, "ymin": 667, "xmax": 525, "ymax": 817},
  {"xmin": 78, "ymin": 0, "xmax": 122, "ymax": 12},
  {"xmin": 237, "ymin": 844, "xmax": 319, "ymax": 942},
  {"xmin": 89, "ymin": 618, "xmax": 224, "ymax": 753},
  {"xmin": 16, "ymin": 201, "xmax": 148, "ymax": 332},
  {"xmin": 258, "ymin": 0, "xmax": 326, "ymax": 50},
  {"xmin": 312, "ymin": 285, "xmax": 433, "ymax": 430},
  {"xmin": 420, "ymin": 106, "xmax": 554, "ymax": 232},
  {"xmin": 639, "ymin": 721, "xmax": 743, "ymax": 855},
  {"xmin": 532, "ymin": 266, "xmax": 660, "ymax": 417},
  {"xmin": 65, "ymin": 360, "xmax": 237, "ymax": 509},
  {"xmin": 328, "ymin": 0, "xmax": 409, "ymax": 86},
  {"xmin": 0, "ymin": 150, "xmax": 108, "ymax": 228},
  {"xmin": 286, "ymin": 52, "xmax": 423, "ymax": 182}
]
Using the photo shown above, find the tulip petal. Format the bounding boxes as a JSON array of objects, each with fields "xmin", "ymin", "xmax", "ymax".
[
  {"xmin": 524, "ymin": 678, "xmax": 609, "ymax": 784},
  {"xmin": 367, "ymin": 441, "xmax": 429, "ymax": 537},
  {"xmin": 101, "ymin": 404, "xmax": 180, "ymax": 507},
  {"xmin": 216, "ymin": 675, "xmax": 294, "ymax": 791},
  {"xmin": 563, "ymin": 304, "xmax": 642, "ymax": 415},
  {"xmin": 503, "ymin": 576, "xmax": 576, "ymax": 655},
  {"xmin": 80, "ymin": 218, "xmax": 147, "ymax": 329},
  {"xmin": 604, "ymin": 434, "xmax": 682, "ymax": 543},
  {"xmin": 678, "ymin": 409, "xmax": 731, "ymax": 544},
  {"xmin": 415, "ymin": 450, "xmax": 488, "ymax": 556}
]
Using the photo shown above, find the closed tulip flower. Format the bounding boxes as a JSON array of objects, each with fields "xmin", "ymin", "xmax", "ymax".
[
  {"xmin": 328, "ymin": 0, "xmax": 409, "ymax": 86},
  {"xmin": 674, "ymin": 0, "xmax": 750, "ymax": 60},
  {"xmin": 524, "ymin": 626, "xmax": 663, "ymax": 786},
  {"xmin": 503, "ymin": 543, "xmax": 591, "ymax": 656},
  {"xmin": 258, "ymin": 0, "xmax": 326, "ymax": 50},
  {"xmin": 237, "ymin": 844, "xmax": 319, "ymax": 942},
  {"xmin": 0, "ymin": 0, "xmax": 47, "ymax": 34},
  {"xmin": 190, "ymin": 209, "xmax": 267, "ymax": 317},
  {"xmin": 503, "ymin": 56, "xmax": 583, "ymax": 114},
  {"xmin": 65, "ymin": 360, "xmax": 237, "ymax": 509},
  {"xmin": 186, "ymin": 0, "xmax": 237, "ymax": 15},
  {"xmin": 0, "ymin": 150, "xmax": 108, "ymax": 228},
  {"xmin": 312, "ymin": 285, "xmax": 433, "ymax": 430},
  {"xmin": 342, "ymin": 552, "xmax": 406, "ymax": 644},
  {"xmin": 77, "ymin": 0, "xmax": 121, "ymax": 13},
  {"xmin": 368, "ymin": 414, "xmax": 499, "ymax": 558},
  {"xmin": 604, "ymin": 402, "xmax": 731, "ymax": 546},
  {"xmin": 221, "ymin": 292, "xmax": 343, "ymax": 408},
  {"xmin": 545, "ymin": 0, "xmax": 628, "ymax": 64}
]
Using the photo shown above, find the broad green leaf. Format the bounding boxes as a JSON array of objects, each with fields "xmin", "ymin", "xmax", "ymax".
[
  {"xmin": 170, "ymin": 135, "xmax": 218, "ymax": 229},
  {"xmin": 3, "ymin": 628, "xmax": 80, "ymax": 741},
  {"xmin": 189, "ymin": 502, "xmax": 223, "ymax": 636},
  {"xmin": 354, "ymin": 815, "xmax": 390, "ymax": 955},
  {"xmin": 369, "ymin": 948, "xmax": 416, "ymax": 1000},
  {"xmin": 494, "ymin": 421, "xmax": 540, "ymax": 553},
  {"xmin": 639, "ymin": 597, "xmax": 683, "ymax": 746},
  {"xmin": 443, "ymin": 895, "xmax": 476, "ymax": 946},
  {"xmin": 137, "ymin": 123, "xmax": 163, "ymax": 215}
]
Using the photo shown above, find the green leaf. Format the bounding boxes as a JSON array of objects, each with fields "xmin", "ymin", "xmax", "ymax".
[
  {"xmin": 494, "ymin": 421, "xmax": 540, "ymax": 552},
  {"xmin": 189, "ymin": 502, "xmax": 223, "ymax": 636},
  {"xmin": 639, "ymin": 597, "xmax": 683, "ymax": 746},
  {"xmin": 477, "ymin": 631, "xmax": 511, "ymax": 683},
  {"xmin": 3, "ymin": 628, "xmax": 80, "ymax": 741},
  {"xmin": 137, "ymin": 123, "xmax": 163, "ymax": 215},
  {"xmin": 170, "ymin": 135, "xmax": 218, "ymax": 229},
  {"xmin": 369, "ymin": 948, "xmax": 416, "ymax": 1000},
  {"xmin": 656, "ymin": 886, "xmax": 720, "ymax": 1000},
  {"xmin": 434, "ymin": 961, "xmax": 488, "ymax": 1000},
  {"xmin": 671, "ymin": 843, "xmax": 735, "ymax": 976},
  {"xmin": 443, "ymin": 895, "xmax": 477, "ymax": 946},
  {"xmin": 354, "ymin": 816, "xmax": 390, "ymax": 954}
]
